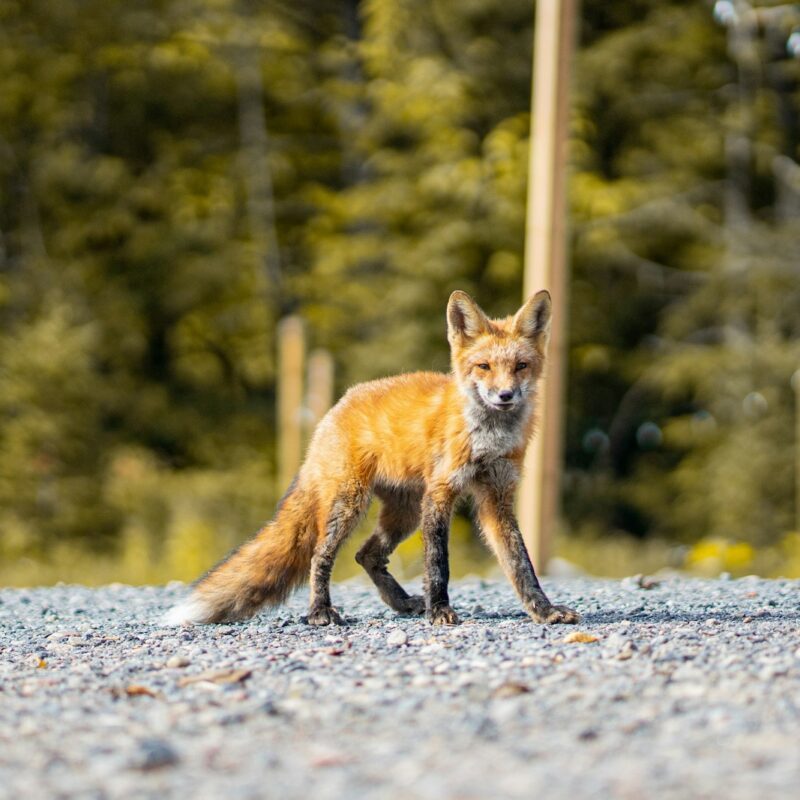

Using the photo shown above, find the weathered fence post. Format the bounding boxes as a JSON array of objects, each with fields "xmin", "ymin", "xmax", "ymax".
[
  {"xmin": 277, "ymin": 316, "xmax": 305, "ymax": 495},
  {"xmin": 306, "ymin": 349, "xmax": 335, "ymax": 440}
]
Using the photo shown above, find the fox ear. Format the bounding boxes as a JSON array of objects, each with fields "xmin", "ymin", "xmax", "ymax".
[
  {"xmin": 447, "ymin": 291, "xmax": 490, "ymax": 345},
  {"xmin": 513, "ymin": 290, "xmax": 552, "ymax": 343}
]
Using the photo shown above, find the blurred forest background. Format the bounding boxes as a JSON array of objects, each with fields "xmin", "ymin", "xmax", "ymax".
[{"xmin": 2, "ymin": 0, "xmax": 800, "ymax": 586}]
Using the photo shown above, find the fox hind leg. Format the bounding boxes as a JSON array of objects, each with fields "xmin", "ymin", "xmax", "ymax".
[
  {"xmin": 356, "ymin": 488, "xmax": 425, "ymax": 616},
  {"xmin": 308, "ymin": 487, "xmax": 371, "ymax": 625}
]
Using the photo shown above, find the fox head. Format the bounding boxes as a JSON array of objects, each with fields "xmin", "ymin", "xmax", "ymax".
[{"xmin": 447, "ymin": 290, "xmax": 552, "ymax": 414}]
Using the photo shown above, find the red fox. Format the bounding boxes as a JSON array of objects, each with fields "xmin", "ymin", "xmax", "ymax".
[{"xmin": 165, "ymin": 291, "xmax": 579, "ymax": 627}]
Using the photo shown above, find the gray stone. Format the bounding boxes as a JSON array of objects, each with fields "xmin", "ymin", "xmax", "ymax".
[
  {"xmin": 386, "ymin": 628, "xmax": 409, "ymax": 647},
  {"xmin": 131, "ymin": 738, "xmax": 179, "ymax": 770}
]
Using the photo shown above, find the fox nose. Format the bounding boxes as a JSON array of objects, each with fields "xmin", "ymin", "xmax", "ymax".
[{"xmin": 498, "ymin": 390, "xmax": 515, "ymax": 402}]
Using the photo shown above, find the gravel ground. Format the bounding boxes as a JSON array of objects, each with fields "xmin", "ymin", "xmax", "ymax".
[{"xmin": 1, "ymin": 576, "xmax": 800, "ymax": 799}]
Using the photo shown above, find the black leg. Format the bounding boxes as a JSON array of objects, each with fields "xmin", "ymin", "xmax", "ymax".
[
  {"xmin": 420, "ymin": 490, "xmax": 459, "ymax": 625},
  {"xmin": 356, "ymin": 489, "xmax": 425, "ymax": 615},
  {"xmin": 475, "ymin": 484, "xmax": 579, "ymax": 624},
  {"xmin": 307, "ymin": 489, "xmax": 369, "ymax": 625}
]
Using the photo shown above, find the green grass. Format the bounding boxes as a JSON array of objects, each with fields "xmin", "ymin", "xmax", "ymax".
[{"xmin": 3, "ymin": 517, "xmax": 799, "ymax": 588}]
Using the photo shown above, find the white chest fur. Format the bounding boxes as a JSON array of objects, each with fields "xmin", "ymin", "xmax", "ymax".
[
  {"xmin": 448, "ymin": 433, "xmax": 522, "ymax": 494},
  {"xmin": 469, "ymin": 419, "xmax": 525, "ymax": 460},
  {"xmin": 464, "ymin": 400, "xmax": 529, "ymax": 461}
]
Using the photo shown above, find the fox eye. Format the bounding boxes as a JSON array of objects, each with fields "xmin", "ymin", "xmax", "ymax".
[
  {"xmin": 477, "ymin": 363, "xmax": 490, "ymax": 371},
  {"xmin": 515, "ymin": 362, "xmax": 528, "ymax": 372}
]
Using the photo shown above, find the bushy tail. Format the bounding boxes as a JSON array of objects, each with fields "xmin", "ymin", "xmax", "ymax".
[{"xmin": 164, "ymin": 481, "xmax": 317, "ymax": 624}]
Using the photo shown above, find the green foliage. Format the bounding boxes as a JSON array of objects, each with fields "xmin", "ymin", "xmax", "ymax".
[
  {"xmin": 1, "ymin": 0, "xmax": 799, "ymax": 583},
  {"xmin": 303, "ymin": 0, "xmax": 534, "ymax": 382},
  {"xmin": 565, "ymin": 0, "xmax": 800, "ymax": 549}
]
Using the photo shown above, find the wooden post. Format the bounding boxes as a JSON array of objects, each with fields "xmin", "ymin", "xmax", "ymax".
[
  {"xmin": 793, "ymin": 369, "xmax": 800, "ymax": 533},
  {"xmin": 306, "ymin": 349, "xmax": 335, "ymax": 439},
  {"xmin": 277, "ymin": 316, "xmax": 305, "ymax": 495},
  {"xmin": 518, "ymin": 0, "xmax": 578, "ymax": 572}
]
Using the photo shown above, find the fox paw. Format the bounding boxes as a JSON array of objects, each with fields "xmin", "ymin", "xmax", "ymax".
[
  {"xmin": 395, "ymin": 595, "xmax": 426, "ymax": 616},
  {"xmin": 427, "ymin": 605, "xmax": 460, "ymax": 626},
  {"xmin": 307, "ymin": 605, "xmax": 345, "ymax": 626},
  {"xmin": 530, "ymin": 604, "xmax": 581, "ymax": 624}
]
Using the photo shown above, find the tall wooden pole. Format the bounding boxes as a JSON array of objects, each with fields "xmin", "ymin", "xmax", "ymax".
[
  {"xmin": 277, "ymin": 316, "xmax": 305, "ymax": 495},
  {"xmin": 793, "ymin": 369, "xmax": 800, "ymax": 534},
  {"xmin": 519, "ymin": 0, "xmax": 578, "ymax": 572}
]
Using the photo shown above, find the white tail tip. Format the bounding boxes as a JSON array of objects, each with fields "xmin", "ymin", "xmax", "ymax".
[{"xmin": 162, "ymin": 595, "xmax": 213, "ymax": 626}]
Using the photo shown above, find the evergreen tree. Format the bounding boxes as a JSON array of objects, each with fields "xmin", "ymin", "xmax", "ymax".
[{"xmin": 1, "ymin": 0, "xmax": 799, "ymax": 573}]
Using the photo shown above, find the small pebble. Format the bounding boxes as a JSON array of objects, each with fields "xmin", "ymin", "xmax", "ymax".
[
  {"xmin": 131, "ymin": 738, "xmax": 180, "ymax": 771},
  {"xmin": 386, "ymin": 629, "xmax": 409, "ymax": 647}
]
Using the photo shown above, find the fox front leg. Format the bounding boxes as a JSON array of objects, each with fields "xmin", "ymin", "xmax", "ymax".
[
  {"xmin": 474, "ymin": 480, "xmax": 580, "ymax": 625},
  {"xmin": 420, "ymin": 489, "xmax": 459, "ymax": 625}
]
